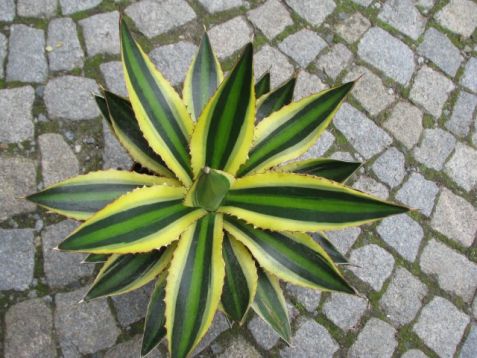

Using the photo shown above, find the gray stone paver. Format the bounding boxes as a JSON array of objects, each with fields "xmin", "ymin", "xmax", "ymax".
[
  {"xmin": 2, "ymin": 1, "xmax": 477, "ymax": 357},
  {"xmin": 413, "ymin": 296, "xmax": 469, "ymax": 357}
]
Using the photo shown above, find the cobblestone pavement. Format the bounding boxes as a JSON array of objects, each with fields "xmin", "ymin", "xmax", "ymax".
[{"xmin": 1, "ymin": 0, "xmax": 476, "ymax": 357}]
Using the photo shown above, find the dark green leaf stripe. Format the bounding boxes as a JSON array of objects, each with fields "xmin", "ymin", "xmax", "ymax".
[
  {"xmin": 238, "ymin": 82, "xmax": 353, "ymax": 176},
  {"xmin": 256, "ymin": 77, "xmax": 295, "ymax": 122},
  {"xmin": 169, "ymin": 214, "xmax": 222, "ymax": 358},
  {"xmin": 223, "ymin": 186, "xmax": 407, "ymax": 225},
  {"xmin": 96, "ymin": 94, "xmax": 113, "ymax": 126},
  {"xmin": 253, "ymin": 269, "xmax": 291, "ymax": 342},
  {"xmin": 99, "ymin": 92, "xmax": 173, "ymax": 176},
  {"xmin": 221, "ymin": 233, "xmax": 252, "ymax": 322},
  {"xmin": 85, "ymin": 248, "xmax": 171, "ymax": 300},
  {"xmin": 203, "ymin": 44, "xmax": 254, "ymax": 170},
  {"xmin": 225, "ymin": 217, "xmax": 353, "ymax": 292},
  {"xmin": 83, "ymin": 253, "xmax": 109, "ymax": 263},
  {"xmin": 142, "ymin": 273, "xmax": 167, "ymax": 357},
  {"xmin": 186, "ymin": 33, "xmax": 222, "ymax": 120},
  {"xmin": 254, "ymin": 72, "xmax": 270, "ymax": 98},
  {"xmin": 120, "ymin": 21, "xmax": 193, "ymax": 179},
  {"xmin": 281, "ymin": 158, "xmax": 361, "ymax": 183},
  {"xmin": 313, "ymin": 233, "xmax": 348, "ymax": 265},
  {"xmin": 59, "ymin": 200, "xmax": 196, "ymax": 251}
]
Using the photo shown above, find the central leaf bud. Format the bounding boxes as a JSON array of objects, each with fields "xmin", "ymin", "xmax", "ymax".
[{"xmin": 184, "ymin": 167, "xmax": 234, "ymax": 211}]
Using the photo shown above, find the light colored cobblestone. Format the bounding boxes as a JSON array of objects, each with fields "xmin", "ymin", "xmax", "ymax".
[
  {"xmin": 444, "ymin": 142, "xmax": 477, "ymax": 191},
  {"xmin": 198, "ymin": 0, "xmax": 244, "ymax": 13},
  {"xmin": 352, "ymin": 175, "xmax": 389, "ymax": 200},
  {"xmin": 103, "ymin": 122, "xmax": 133, "ymax": 170},
  {"xmin": 336, "ymin": 12, "xmax": 370, "ymax": 44},
  {"xmin": 372, "ymin": 147, "xmax": 405, "ymax": 188},
  {"xmin": 0, "ymin": 0, "xmax": 15, "ymax": 21},
  {"xmin": 0, "ymin": 32, "xmax": 6, "ymax": 79},
  {"xmin": 0, "ymin": 86, "xmax": 35, "ymax": 143},
  {"xmin": 60, "ymin": 0, "xmax": 101, "ymax": 15},
  {"xmin": 293, "ymin": 70, "xmax": 327, "ymax": 101},
  {"xmin": 445, "ymin": 91, "xmax": 477, "ymax": 137},
  {"xmin": 461, "ymin": 325, "xmax": 477, "ymax": 358},
  {"xmin": 254, "ymin": 45, "xmax": 294, "ymax": 87},
  {"xmin": 80, "ymin": 11, "xmax": 120, "ymax": 57},
  {"xmin": 323, "ymin": 293, "xmax": 368, "ymax": 331},
  {"xmin": 218, "ymin": 335, "xmax": 261, "ymax": 358},
  {"xmin": 208, "ymin": 16, "xmax": 253, "ymax": 59},
  {"xmin": 413, "ymin": 128, "xmax": 456, "ymax": 170},
  {"xmin": 460, "ymin": 57, "xmax": 477, "ymax": 93},
  {"xmin": 100, "ymin": 61, "xmax": 128, "ymax": 97},
  {"xmin": 383, "ymin": 101, "xmax": 423, "ymax": 149},
  {"xmin": 285, "ymin": 0, "xmax": 336, "ymax": 27},
  {"xmin": 278, "ymin": 29, "xmax": 326, "ymax": 68},
  {"xmin": 248, "ymin": 0, "xmax": 293, "ymax": 40},
  {"xmin": 325, "ymin": 227, "xmax": 361, "ymax": 254},
  {"xmin": 349, "ymin": 318, "xmax": 397, "ymax": 358},
  {"xmin": 47, "ymin": 17, "xmax": 84, "ymax": 72},
  {"xmin": 286, "ymin": 283, "xmax": 321, "ymax": 313},
  {"xmin": 296, "ymin": 130, "xmax": 334, "ymax": 159},
  {"xmin": 17, "ymin": 0, "xmax": 56, "ymax": 18},
  {"xmin": 378, "ymin": 0, "xmax": 426, "ymax": 40},
  {"xmin": 316, "ymin": 43, "xmax": 353, "ymax": 80},
  {"xmin": 248, "ymin": 314, "xmax": 280, "ymax": 350},
  {"xmin": 396, "ymin": 173, "xmax": 439, "ymax": 217},
  {"xmin": 435, "ymin": 0, "xmax": 477, "ymax": 38}
]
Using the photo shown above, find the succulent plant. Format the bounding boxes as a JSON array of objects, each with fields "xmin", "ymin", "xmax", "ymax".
[{"xmin": 27, "ymin": 19, "xmax": 408, "ymax": 358}]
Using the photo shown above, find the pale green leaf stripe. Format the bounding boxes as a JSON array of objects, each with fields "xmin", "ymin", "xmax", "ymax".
[
  {"xmin": 142, "ymin": 272, "xmax": 167, "ymax": 357},
  {"xmin": 221, "ymin": 232, "xmax": 257, "ymax": 322},
  {"xmin": 85, "ymin": 245, "xmax": 174, "ymax": 300},
  {"xmin": 238, "ymin": 82, "xmax": 354, "ymax": 176},
  {"xmin": 314, "ymin": 232, "xmax": 348, "ymax": 265},
  {"xmin": 220, "ymin": 172, "xmax": 408, "ymax": 232},
  {"xmin": 120, "ymin": 20, "xmax": 194, "ymax": 186},
  {"xmin": 97, "ymin": 92, "xmax": 174, "ymax": 177},
  {"xmin": 190, "ymin": 44, "xmax": 255, "ymax": 176},
  {"xmin": 256, "ymin": 77, "xmax": 295, "ymax": 122},
  {"xmin": 224, "ymin": 216, "xmax": 353, "ymax": 292},
  {"xmin": 83, "ymin": 253, "xmax": 109, "ymax": 263},
  {"xmin": 58, "ymin": 186, "xmax": 206, "ymax": 254},
  {"xmin": 183, "ymin": 32, "xmax": 223, "ymax": 120},
  {"xmin": 252, "ymin": 268, "xmax": 291, "ymax": 342},
  {"xmin": 278, "ymin": 158, "xmax": 361, "ymax": 183},
  {"xmin": 254, "ymin": 72, "xmax": 270, "ymax": 98},
  {"xmin": 27, "ymin": 170, "xmax": 178, "ymax": 221},
  {"xmin": 166, "ymin": 213, "xmax": 224, "ymax": 358}
]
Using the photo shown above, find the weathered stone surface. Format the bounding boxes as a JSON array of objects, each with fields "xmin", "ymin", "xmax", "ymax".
[
  {"xmin": 42, "ymin": 220, "xmax": 93, "ymax": 288},
  {"xmin": 100, "ymin": 61, "xmax": 128, "ymax": 97},
  {"xmin": 445, "ymin": 91, "xmax": 477, "ymax": 137},
  {"xmin": 413, "ymin": 296, "xmax": 469, "ymax": 357},
  {"xmin": 0, "ymin": 156, "xmax": 37, "ymax": 220},
  {"xmin": 296, "ymin": 130, "xmax": 334, "ymax": 159},
  {"xmin": 349, "ymin": 244, "xmax": 395, "ymax": 291},
  {"xmin": 348, "ymin": 318, "xmax": 397, "ymax": 358},
  {"xmin": 285, "ymin": 0, "xmax": 336, "ymax": 26},
  {"xmin": 377, "ymin": 214, "xmax": 423, "ymax": 262},
  {"xmin": 323, "ymin": 293, "xmax": 368, "ymax": 331},
  {"xmin": 280, "ymin": 318, "xmax": 338, "ymax": 357},
  {"xmin": 410, "ymin": 66, "xmax": 455, "ymax": 118},
  {"xmin": 194, "ymin": 312, "xmax": 229, "ymax": 354},
  {"xmin": 5, "ymin": 299, "xmax": 55, "ymax": 358},
  {"xmin": 149, "ymin": 41, "xmax": 197, "ymax": 86},
  {"xmin": 372, "ymin": 147, "xmax": 405, "ymax": 188},
  {"xmin": 47, "ymin": 17, "xmax": 84, "ymax": 72},
  {"xmin": 17, "ymin": 0, "xmax": 56, "ymax": 18},
  {"xmin": 358, "ymin": 27, "xmax": 415, "ymax": 85},
  {"xmin": 293, "ymin": 70, "xmax": 327, "ymax": 101},
  {"xmin": 60, "ymin": 0, "xmax": 101, "ymax": 15},
  {"xmin": 0, "ymin": 86, "xmax": 35, "ymax": 143},
  {"xmin": 445, "ymin": 143, "xmax": 477, "ymax": 191},
  {"xmin": 378, "ymin": 0, "xmax": 426, "ymax": 40},
  {"xmin": 351, "ymin": 0, "xmax": 373, "ymax": 6},
  {"xmin": 286, "ymin": 283, "xmax": 321, "ymax": 312},
  {"xmin": 218, "ymin": 335, "xmax": 261, "ymax": 358},
  {"xmin": 401, "ymin": 350, "xmax": 428, "ymax": 358},
  {"xmin": 248, "ymin": 314, "xmax": 280, "ymax": 350},
  {"xmin": 316, "ymin": 43, "xmax": 353, "ymax": 80},
  {"xmin": 79, "ymin": 11, "xmax": 120, "ymax": 57},
  {"xmin": 55, "ymin": 287, "xmax": 120, "ymax": 355},
  {"xmin": 420, "ymin": 239, "xmax": 477, "ymax": 302},
  {"xmin": 344, "ymin": 66, "xmax": 395, "ymax": 116},
  {"xmin": 435, "ymin": 0, "xmax": 477, "ymax": 38},
  {"xmin": 248, "ymin": 0, "xmax": 293, "ymax": 40},
  {"xmin": 125, "ymin": 0, "xmax": 196, "ymax": 39},
  {"xmin": 278, "ymin": 29, "xmax": 326, "ymax": 68},
  {"xmin": 460, "ymin": 57, "xmax": 477, "ymax": 93},
  {"xmin": 0, "ymin": 32, "xmax": 6, "ymax": 78},
  {"xmin": 380, "ymin": 268, "xmax": 427, "ymax": 326},
  {"xmin": 105, "ymin": 335, "xmax": 163, "ymax": 358},
  {"xmin": 383, "ymin": 101, "xmax": 423, "ymax": 149},
  {"xmin": 44, "ymin": 76, "xmax": 99, "ymax": 120},
  {"xmin": 461, "ymin": 325, "xmax": 477, "ymax": 358},
  {"xmin": 413, "ymin": 128, "xmax": 456, "ymax": 170},
  {"xmin": 254, "ymin": 45, "xmax": 294, "ymax": 87},
  {"xmin": 111, "ymin": 285, "xmax": 151, "ymax": 327},
  {"xmin": 103, "ymin": 121, "xmax": 133, "ymax": 170},
  {"xmin": 39, "ymin": 133, "xmax": 79, "ymax": 187},
  {"xmin": 0, "ymin": 0, "xmax": 15, "ymax": 21},
  {"xmin": 334, "ymin": 103, "xmax": 392, "ymax": 159},
  {"xmin": 325, "ymin": 227, "xmax": 361, "ymax": 254},
  {"xmin": 208, "ymin": 16, "xmax": 253, "ymax": 59},
  {"xmin": 417, "ymin": 28, "xmax": 463, "ymax": 77},
  {"xmin": 0, "ymin": 229, "xmax": 34, "ymax": 290},
  {"xmin": 431, "ymin": 188, "xmax": 477, "ymax": 247},
  {"xmin": 6, "ymin": 24, "xmax": 47, "ymax": 83},
  {"xmin": 396, "ymin": 173, "xmax": 439, "ymax": 217},
  {"xmin": 352, "ymin": 175, "xmax": 389, "ymax": 200},
  {"xmin": 198, "ymin": 0, "xmax": 243, "ymax": 13},
  {"xmin": 336, "ymin": 12, "xmax": 371, "ymax": 44}
]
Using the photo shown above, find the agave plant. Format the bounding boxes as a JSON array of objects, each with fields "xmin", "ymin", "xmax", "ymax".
[{"xmin": 27, "ymin": 19, "xmax": 408, "ymax": 358}]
